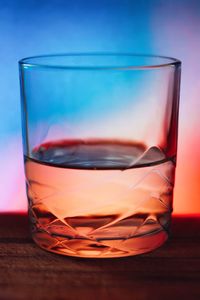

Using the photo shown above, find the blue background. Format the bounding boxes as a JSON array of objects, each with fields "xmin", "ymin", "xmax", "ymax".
[{"xmin": 0, "ymin": 0, "xmax": 200, "ymax": 212}]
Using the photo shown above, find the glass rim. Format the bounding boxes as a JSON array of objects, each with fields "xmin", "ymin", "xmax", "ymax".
[{"xmin": 19, "ymin": 52, "xmax": 181, "ymax": 70}]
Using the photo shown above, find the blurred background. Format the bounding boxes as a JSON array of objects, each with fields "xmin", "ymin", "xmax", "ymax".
[{"xmin": 0, "ymin": 0, "xmax": 199, "ymax": 214}]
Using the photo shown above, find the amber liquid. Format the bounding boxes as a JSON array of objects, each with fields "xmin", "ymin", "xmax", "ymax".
[{"xmin": 25, "ymin": 139, "xmax": 175, "ymax": 258}]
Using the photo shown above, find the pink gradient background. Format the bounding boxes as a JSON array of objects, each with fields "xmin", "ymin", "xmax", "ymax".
[
  {"xmin": 151, "ymin": 3, "xmax": 200, "ymax": 215},
  {"xmin": 0, "ymin": 1, "xmax": 200, "ymax": 215}
]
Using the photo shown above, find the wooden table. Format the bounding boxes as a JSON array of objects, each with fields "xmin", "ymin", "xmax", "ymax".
[{"xmin": 0, "ymin": 214, "xmax": 199, "ymax": 300}]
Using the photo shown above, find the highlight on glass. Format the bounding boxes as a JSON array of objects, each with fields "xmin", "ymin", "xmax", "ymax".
[{"xmin": 19, "ymin": 53, "xmax": 181, "ymax": 258}]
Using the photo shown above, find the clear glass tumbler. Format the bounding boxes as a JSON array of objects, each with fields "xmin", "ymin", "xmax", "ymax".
[{"xmin": 19, "ymin": 53, "xmax": 181, "ymax": 258}]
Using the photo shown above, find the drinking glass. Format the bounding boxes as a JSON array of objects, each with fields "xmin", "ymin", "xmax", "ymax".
[{"xmin": 19, "ymin": 53, "xmax": 181, "ymax": 258}]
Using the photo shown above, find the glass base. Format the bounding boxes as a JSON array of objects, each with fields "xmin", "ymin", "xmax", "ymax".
[{"xmin": 32, "ymin": 229, "xmax": 168, "ymax": 258}]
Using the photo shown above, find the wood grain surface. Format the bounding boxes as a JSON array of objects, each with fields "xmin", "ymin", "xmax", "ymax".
[{"xmin": 0, "ymin": 214, "xmax": 199, "ymax": 300}]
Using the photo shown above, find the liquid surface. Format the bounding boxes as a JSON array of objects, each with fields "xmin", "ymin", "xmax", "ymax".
[
  {"xmin": 25, "ymin": 139, "xmax": 175, "ymax": 258},
  {"xmin": 31, "ymin": 139, "xmax": 167, "ymax": 169}
]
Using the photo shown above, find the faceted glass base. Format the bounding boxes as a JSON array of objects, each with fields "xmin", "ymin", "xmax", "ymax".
[
  {"xmin": 27, "ymin": 140, "xmax": 173, "ymax": 258},
  {"xmin": 32, "ymin": 229, "xmax": 168, "ymax": 258}
]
